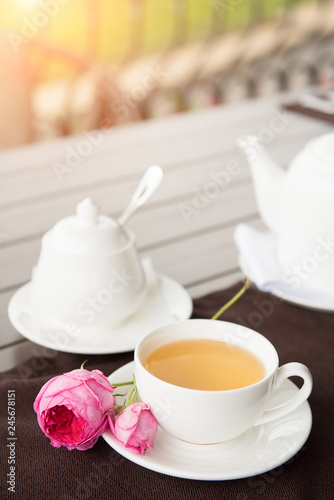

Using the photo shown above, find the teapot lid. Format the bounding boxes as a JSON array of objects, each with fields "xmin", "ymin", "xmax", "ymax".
[
  {"xmin": 310, "ymin": 133, "xmax": 334, "ymax": 164},
  {"xmin": 45, "ymin": 198, "xmax": 130, "ymax": 255}
]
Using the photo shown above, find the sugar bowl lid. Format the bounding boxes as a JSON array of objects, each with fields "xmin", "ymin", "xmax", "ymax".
[{"xmin": 45, "ymin": 198, "xmax": 131, "ymax": 255}]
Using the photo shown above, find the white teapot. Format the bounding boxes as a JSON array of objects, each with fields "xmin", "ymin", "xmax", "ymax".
[
  {"xmin": 238, "ymin": 132, "xmax": 334, "ymax": 295},
  {"xmin": 31, "ymin": 198, "xmax": 147, "ymax": 333}
]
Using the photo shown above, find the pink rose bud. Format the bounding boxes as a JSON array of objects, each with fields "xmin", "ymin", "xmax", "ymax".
[
  {"xmin": 111, "ymin": 402, "xmax": 158, "ymax": 455},
  {"xmin": 34, "ymin": 368, "xmax": 116, "ymax": 451}
]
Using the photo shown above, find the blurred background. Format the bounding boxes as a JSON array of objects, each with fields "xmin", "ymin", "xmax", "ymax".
[{"xmin": 1, "ymin": 0, "xmax": 334, "ymax": 149}]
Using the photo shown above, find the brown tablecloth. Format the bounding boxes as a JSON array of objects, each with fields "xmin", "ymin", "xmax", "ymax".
[{"xmin": 1, "ymin": 283, "xmax": 333, "ymax": 500}]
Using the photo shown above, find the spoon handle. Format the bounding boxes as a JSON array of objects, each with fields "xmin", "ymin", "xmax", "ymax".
[{"xmin": 118, "ymin": 165, "xmax": 164, "ymax": 226}]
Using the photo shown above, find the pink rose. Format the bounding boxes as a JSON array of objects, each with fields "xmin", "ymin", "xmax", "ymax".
[
  {"xmin": 34, "ymin": 368, "xmax": 116, "ymax": 451},
  {"xmin": 110, "ymin": 402, "xmax": 158, "ymax": 455}
]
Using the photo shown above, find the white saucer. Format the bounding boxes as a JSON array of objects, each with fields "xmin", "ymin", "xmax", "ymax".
[
  {"xmin": 102, "ymin": 361, "xmax": 312, "ymax": 481},
  {"xmin": 8, "ymin": 275, "xmax": 192, "ymax": 354}
]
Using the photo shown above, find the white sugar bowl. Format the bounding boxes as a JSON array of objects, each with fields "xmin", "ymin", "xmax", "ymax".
[{"xmin": 30, "ymin": 198, "xmax": 147, "ymax": 333}]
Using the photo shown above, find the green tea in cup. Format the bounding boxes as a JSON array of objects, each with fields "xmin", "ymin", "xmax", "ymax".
[{"xmin": 144, "ymin": 339, "xmax": 265, "ymax": 391}]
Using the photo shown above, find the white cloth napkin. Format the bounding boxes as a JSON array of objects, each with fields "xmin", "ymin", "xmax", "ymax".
[
  {"xmin": 234, "ymin": 223, "xmax": 284, "ymax": 293},
  {"xmin": 233, "ymin": 223, "xmax": 334, "ymax": 306}
]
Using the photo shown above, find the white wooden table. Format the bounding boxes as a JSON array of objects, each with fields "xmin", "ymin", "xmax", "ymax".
[{"xmin": 1, "ymin": 93, "xmax": 332, "ymax": 372}]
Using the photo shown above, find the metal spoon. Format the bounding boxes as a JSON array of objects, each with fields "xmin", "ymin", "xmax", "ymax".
[{"xmin": 118, "ymin": 165, "xmax": 164, "ymax": 226}]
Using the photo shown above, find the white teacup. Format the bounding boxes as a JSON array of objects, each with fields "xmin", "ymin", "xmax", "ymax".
[{"xmin": 134, "ymin": 319, "xmax": 312, "ymax": 444}]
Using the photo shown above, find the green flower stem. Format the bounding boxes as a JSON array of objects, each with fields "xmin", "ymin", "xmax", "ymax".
[
  {"xmin": 210, "ymin": 277, "xmax": 251, "ymax": 320},
  {"xmin": 112, "ymin": 381, "xmax": 134, "ymax": 387}
]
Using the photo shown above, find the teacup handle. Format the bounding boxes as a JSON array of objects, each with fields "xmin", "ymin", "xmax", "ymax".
[{"xmin": 255, "ymin": 362, "xmax": 313, "ymax": 426}]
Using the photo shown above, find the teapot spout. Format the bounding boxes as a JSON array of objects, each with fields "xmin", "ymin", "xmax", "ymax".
[{"xmin": 237, "ymin": 135, "xmax": 285, "ymax": 233}]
